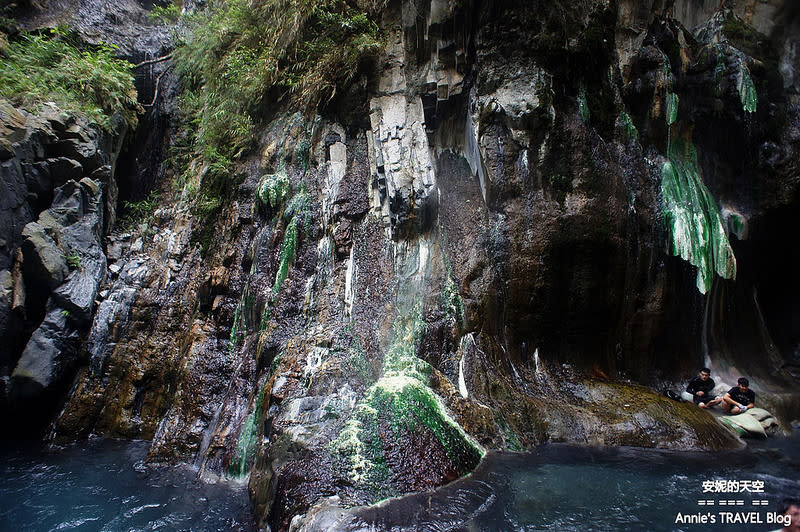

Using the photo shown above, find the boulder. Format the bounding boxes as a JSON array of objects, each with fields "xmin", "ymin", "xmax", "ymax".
[
  {"xmin": 46, "ymin": 138, "xmax": 104, "ymax": 174},
  {"xmin": 52, "ymin": 269, "xmax": 102, "ymax": 324},
  {"xmin": 9, "ymin": 305, "xmax": 80, "ymax": 402},
  {"xmin": 21, "ymin": 222, "xmax": 69, "ymax": 290}
]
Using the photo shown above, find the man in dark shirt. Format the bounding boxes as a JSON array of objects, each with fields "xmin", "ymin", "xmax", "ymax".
[
  {"xmin": 686, "ymin": 367, "xmax": 722, "ymax": 408},
  {"xmin": 722, "ymin": 377, "xmax": 756, "ymax": 414}
]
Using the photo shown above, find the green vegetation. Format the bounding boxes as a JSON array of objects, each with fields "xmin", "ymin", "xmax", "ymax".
[
  {"xmin": 344, "ymin": 337, "xmax": 374, "ymax": 386},
  {"xmin": 618, "ymin": 110, "xmax": 637, "ymax": 142},
  {"xmin": 274, "ymin": 216, "xmax": 298, "ymax": 292},
  {"xmin": 229, "ymin": 289, "xmax": 245, "ymax": 350},
  {"xmin": 441, "ymin": 270, "xmax": 465, "ymax": 327},
  {"xmin": 148, "ymin": 2, "xmax": 181, "ymax": 23},
  {"xmin": 119, "ymin": 190, "xmax": 161, "ymax": 230},
  {"xmin": 494, "ymin": 411, "xmax": 524, "ymax": 452},
  {"xmin": 0, "ymin": 29, "xmax": 141, "ymax": 131},
  {"xmin": 257, "ymin": 171, "xmax": 291, "ymax": 210},
  {"xmin": 578, "ymin": 85, "xmax": 589, "ymax": 123},
  {"xmin": 661, "ymin": 138, "xmax": 736, "ymax": 294},
  {"xmin": 172, "ymin": 0, "xmax": 383, "ymax": 178},
  {"xmin": 64, "ymin": 251, "xmax": 82, "ymax": 270},
  {"xmin": 295, "ymin": 139, "xmax": 312, "ymax": 172},
  {"xmin": 173, "ymin": 0, "xmax": 379, "ymax": 253},
  {"xmin": 722, "ymin": 13, "xmax": 767, "ymax": 58}
]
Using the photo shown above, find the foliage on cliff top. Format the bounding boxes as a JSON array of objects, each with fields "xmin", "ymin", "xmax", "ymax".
[
  {"xmin": 173, "ymin": 0, "xmax": 382, "ymax": 162},
  {"xmin": 0, "ymin": 29, "xmax": 141, "ymax": 131}
]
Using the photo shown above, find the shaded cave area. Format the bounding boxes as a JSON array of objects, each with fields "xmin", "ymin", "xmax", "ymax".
[{"xmin": 707, "ymin": 202, "xmax": 800, "ymax": 386}]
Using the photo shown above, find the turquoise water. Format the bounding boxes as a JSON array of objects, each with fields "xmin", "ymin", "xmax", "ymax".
[
  {"xmin": 1, "ymin": 432, "xmax": 798, "ymax": 531},
  {"xmin": 0, "ymin": 439, "xmax": 254, "ymax": 532},
  {"xmin": 344, "ymin": 430, "xmax": 800, "ymax": 531}
]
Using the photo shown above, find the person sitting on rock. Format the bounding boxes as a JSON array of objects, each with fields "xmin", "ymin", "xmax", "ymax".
[
  {"xmin": 686, "ymin": 367, "xmax": 722, "ymax": 408},
  {"xmin": 722, "ymin": 377, "xmax": 756, "ymax": 414}
]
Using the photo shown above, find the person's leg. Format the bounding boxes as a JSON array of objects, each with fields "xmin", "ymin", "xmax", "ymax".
[{"xmin": 722, "ymin": 396, "xmax": 734, "ymax": 413}]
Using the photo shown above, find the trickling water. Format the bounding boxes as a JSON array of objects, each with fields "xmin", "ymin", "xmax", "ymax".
[
  {"xmin": 533, "ymin": 347, "xmax": 547, "ymax": 383},
  {"xmin": 738, "ymin": 59, "xmax": 758, "ymax": 114},
  {"xmin": 304, "ymin": 346, "xmax": 327, "ymax": 381},
  {"xmin": 458, "ymin": 351, "xmax": 468, "ymax": 398},
  {"xmin": 465, "ymin": 102, "xmax": 487, "ymax": 203},
  {"xmin": 344, "ymin": 245, "xmax": 356, "ymax": 317}
]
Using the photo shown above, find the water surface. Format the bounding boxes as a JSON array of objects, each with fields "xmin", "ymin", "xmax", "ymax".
[
  {"xmin": 343, "ymin": 430, "xmax": 800, "ymax": 531},
  {"xmin": 2, "ymin": 432, "xmax": 799, "ymax": 531},
  {"xmin": 0, "ymin": 438, "xmax": 254, "ymax": 531}
]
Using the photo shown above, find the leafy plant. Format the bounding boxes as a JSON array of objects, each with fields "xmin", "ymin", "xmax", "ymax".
[
  {"xmin": 119, "ymin": 189, "xmax": 161, "ymax": 230},
  {"xmin": 149, "ymin": 2, "xmax": 181, "ymax": 23},
  {"xmin": 0, "ymin": 28, "xmax": 141, "ymax": 131},
  {"xmin": 172, "ymin": 0, "xmax": 383, "ymax": 176},
  {"xmin": 64, "ymin": 251, "xmax": 81, "ymax": 270}
]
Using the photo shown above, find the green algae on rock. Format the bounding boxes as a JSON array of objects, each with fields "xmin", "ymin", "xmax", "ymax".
[
  {"xmin": 578, "ymin": 85, "xmax": 590, "ymax": 123},
  {"xmin": 274, "ymin": 216, "xmax": 298, "ymax": 292},
  {"xmin": 661, "ymin": 139, "xmax": 736, "ymax": 294},
  {"xmin": 618, "ymin": 110, "xmax": 638, "ymax": 142},
  {"xmin": 737, "ymin": 60, "xmax": 757, "ymax": 113},
  {"xmin": 257, "ymin": 171, "xmax": 291, "ymax": 211},
  {"xmin": 229, "ymin": 383, "xmax": 268, "ymax": 477},
  {"xmin": 665, "ymin": 92, "xmax": 679, "ymax": 125},
  {"xmin": 329, "ymin": 302, "xmax": 483, "ymax": 504}
]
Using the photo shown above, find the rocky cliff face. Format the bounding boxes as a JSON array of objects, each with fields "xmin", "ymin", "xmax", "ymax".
[{"xmin": 1, "ymin": 0, "xmax": 799, "ymax": 529}]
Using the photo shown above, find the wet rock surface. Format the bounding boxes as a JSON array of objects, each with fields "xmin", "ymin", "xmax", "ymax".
[
  {"xmin": 2, "ymin": 0, "xmax": 800, "ymax": 530},
  {"xmin": 0, "ymin": 100, "xmax": 124, "ymax": 429}
]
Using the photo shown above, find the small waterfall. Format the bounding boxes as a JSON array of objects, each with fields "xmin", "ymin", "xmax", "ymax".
[
  {"xmin": 228, "ymin": 385, "xmax": 267, "ymax": 478},
  {"xmin": 457, "ymin": 354, "xmax": 468, "ymax": 398},
  {"xmin": 465, "ymin": 99, "xmax": 487, "ymax": 204},
  {"xmin": 533, "ymin": 348, "xmax": 546, "ymax": 383},
  {"xmin": 457, "ymin": 335, "xmax": 472, "ymax": 399},
  {"xmin": 329, "ymin": 235, "xmax": 484, "ymax": 496},
  {"xmin": 344, "ymin": 246, "xmax": 356, "ymax": 317},
  {"xmin": 322, "ymin": 135, "xmax": 347, "ymax": 230}
]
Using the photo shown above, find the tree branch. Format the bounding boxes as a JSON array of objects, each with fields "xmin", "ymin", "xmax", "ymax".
[{"xmin": 135, "ymin": 53, "xmax": 172, "ymax": 69}]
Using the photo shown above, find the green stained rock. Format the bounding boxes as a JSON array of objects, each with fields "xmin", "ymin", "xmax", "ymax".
[
  {"xmin": 738, "ymin": 62, "xmax": 757, "ymax": 113},
  {"xmin": 274, "ymin": 216, "xmax": 298, "ymax": 292},
  {"xmin": 714, "ymin": 50, "xmax": 726, "ymax": 92},
  {"xmin": 229, "ymin": 384, "xmax": 267, "ymax": 477},
  {"xmin": 257, "ymin": 171, "xmax": 290, "ymax": 209},
  {"xmin": 578, "ymin": 85, "xmax": 590, "ymax": 123},
  {"xmin": 661, "ymin": 139, "xmax": 737, "ymax": 293},
  {"xmin": 618, "ymin": 110, "xmax": 638, "ymax": 142},
  {"xmin": 665, "ymin": 92, "xmax": 679, "ymax": 125},
  {"xmin": 329, "ymin": 303, "xmax": 483, "ymax": 502},
  {"xmin": 724, "ymin": 209, "xmax": 748, "ymax": 240},
  {"xmin": 229, "ymin": 294, "xmax": 244, "ymax": 350}
]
